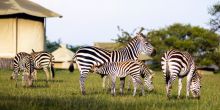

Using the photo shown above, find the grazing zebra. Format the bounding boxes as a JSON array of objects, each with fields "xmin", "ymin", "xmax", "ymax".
[
  {"xmin": 102, "ymin": 61, "xmax": 154, "ymax": 92},
  {"xmin": 93, "ymin": 61, "xmax": 146, "ymax": 96},
  {"xmin": 161, "ymin": 49, "xmax": 201, "ymax": 99},
  {"xmin": 70, "ymin": 33, "xmax": 156, "ymax": 95},
  {"xmin": 12, "ymin": 52, "xmax": 35, "ymax": 87},
  {"xmin": 127, "ymin": 62, "xmax": 154, "ymax": 91},
  {"xmin": 31, "ymin": 50, "xmax": 55, "ymax": 82}
]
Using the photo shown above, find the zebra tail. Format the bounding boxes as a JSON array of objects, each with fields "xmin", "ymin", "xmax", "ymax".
[
  {"xmin": 69, "ymin": 54, "xmax": 76, "ymax": 72},
  {"xmin": 69, "ymin": 62, "xmax": 74, "ymax": 72},
  {"xmin": 165, "ymin": 60, "xmax": 170, "ymax": 84},
  {"xmin": 51, "ymin": 64, "xmax": 55, "ymax": 78}
]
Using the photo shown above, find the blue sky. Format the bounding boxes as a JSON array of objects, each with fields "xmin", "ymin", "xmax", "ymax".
[{"xmin": 32, "ymin": 0, "xmax": 217, "ymax": 46}]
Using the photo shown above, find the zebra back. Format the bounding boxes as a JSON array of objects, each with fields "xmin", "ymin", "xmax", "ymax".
[
  {"xmin": 94, "ymin": 61, "xmax": 140, "ymax": 78},
  {"xmin": 161, "ymin": 49, "xmax": 196, "ymax": 80},
  {"xmin": 31, "ymin": 51, "xmax": 54, "ymax": 69}
]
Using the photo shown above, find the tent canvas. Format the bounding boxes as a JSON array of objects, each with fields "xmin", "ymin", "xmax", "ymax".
[
  {"xmin": 0, "ymin": 0, "xmax": 61, "ymax": 58},
  {"xmin": 52, "ymin": 44, "xmax": 75, "ymax": 69}
]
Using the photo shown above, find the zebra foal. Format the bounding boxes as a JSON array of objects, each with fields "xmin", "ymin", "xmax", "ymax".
[
  {"xmin": 102, "ymin": 61, "xmax": 155, "ymax": 92},
  {"xmin": 93, "ymin": 61, "xmax": 151, "ymax": 96},
  {"xmin": 12, "ymin": 52, "xmax": 35, "ymax": 87}
]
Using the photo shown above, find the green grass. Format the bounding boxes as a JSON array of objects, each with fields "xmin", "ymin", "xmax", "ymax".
[{"xmin": 0, "ymin": 69, "xmax": 220, "ymax": 110}]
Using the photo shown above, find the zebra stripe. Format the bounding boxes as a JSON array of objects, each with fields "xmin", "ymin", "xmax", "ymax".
[
  {"xmin": 103, "ymin": 61, "xmax": 155, "ymax": 92},
  {"xmin": 72, "ymin": 33, "xmax": 156, "ymax": 95},
  {"xmin": 12, "ymin": 52, "xmax": 34, "ymax": 87},
  {"xmin": 31, "ymin": 51, "xmax": 55, "ymax": 82},
  {"xmin": 161, "ymin": 49, "xmax": 201, "ymax": 99},
  {"xmin": 93, "ymin": 61, "xmax": 144, "ymax": 96}
]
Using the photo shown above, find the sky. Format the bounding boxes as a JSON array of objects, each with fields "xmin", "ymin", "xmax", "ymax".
[{"xmin": 32, "ymin": 0, "xmax": 218, "ymax": 46}]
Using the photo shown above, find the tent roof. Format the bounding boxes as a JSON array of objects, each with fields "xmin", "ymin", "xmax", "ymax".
[
  {"xmin": 52, "ymin": 44, "xmax": 74, "ymax": 62},
  {"xmin": 0, "ymin": 0, "xmax": 62, "ymax": 18}
]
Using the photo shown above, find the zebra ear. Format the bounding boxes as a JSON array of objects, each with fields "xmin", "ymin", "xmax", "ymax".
[
  {"xmin": 32, "ymin": 49, "xmax": 35, "ymax": 53},
  {"xmin": 197, "ymin": 70, "xmax": 202, "ymax": 79}
]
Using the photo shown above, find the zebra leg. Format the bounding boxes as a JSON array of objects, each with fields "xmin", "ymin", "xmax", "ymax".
[
  {"xmin": 137, "ymin": 78, "xmax": 145, "ymax": 96},
  {"xmin": 15, "ymin": 70, "xmax": 19, "ymax": 87},
  {"xmin": 102, "ymin": 75, "xmax": 111, "ymax": 91},
  {"xmin": 106, "ymin": 75, "xmax": 111, "ymax": 91},
  {"xmin": 111, "ymin": 76, "xmax": 116, "ymax": 96},
  {"xmin": 120, "ymin": 77, "xmax": 125, "ymax": 95},
  {"xmin": 43, "ymin": 67, "xmax": 50, "ymax": 83},
  {"xmin": 186, "ymin": 75, "xmax": 192, "ymax": 99},
  {"xmin": 177, "ymin": 78, "xmax": 183, "ymax": 99},
  {"xmin": 102, "ymin": 75, "xmax": 107, "ymax": 89},
  {"xmin": 166, "ymin": 80, "xmax": 172, "ymax": 99},
  {"xmin": 127, "ymin": 76, "xmax": 132, "ymax": 91},
  {"xmin": 21, "ymin": 72, "xmax": 26, "ymax": 87},
  {"xmin": 79, "ymin": 72, "xmax": 89, "ymax": 95},
  {"xmin": 10, "ymin": 72, "xmax": 15, "ymax": 80},
  {"xmin": 132, "ymin": 80, "xmax": 138, "ymax": 96},
  {"xmin": 33, "ymin": 70, "xmax": 37, "ymax": 81},
  {"xmin": 132, "ymin": 77, "xmax": 144, "ymax": 96}
]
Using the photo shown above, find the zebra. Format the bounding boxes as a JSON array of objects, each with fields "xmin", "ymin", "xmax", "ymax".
[
  {"xmin": 127, "ymin": 61, "xmax": 154, "ymax": 91},
  {"xmin": 93, "ymin": 61, "xmax": 147, "ymax": 96},
  {"xmin": 161, "ymin": 49, "xmax": 201, "ymax": 99},
  {"xmin": 102, "ymin": 61, "xmax": 154, "ymax": 92},
  {"xmin": 31, "ymin": 50, "xmax": 55, "ymax": 82},
  {"xmin": 69, "ymin": 33, "xmax": 156, "ymax": 95},
  {"xmin": 12, "ymin": 52, "xmax": 35, "ymax": 87}
]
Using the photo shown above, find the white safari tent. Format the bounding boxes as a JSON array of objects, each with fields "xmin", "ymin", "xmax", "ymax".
[
  {"xmin": 0, "ymin": 0, "xmax": 61, "ymax": 68},
  {"xmin": 0, "ymin": 0, "xmax": 61, "ymax": 58},
  {"xmin": 52, "ymin": 44, "xmax": 76, "ymax": 69}
]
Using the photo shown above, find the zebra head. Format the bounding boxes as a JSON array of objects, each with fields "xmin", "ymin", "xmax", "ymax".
[
  {"xmin": 190, "ymin": 70, "xmax": 202, "ymax": 99},
  {"xmin": 136, "ymin": 33, "xmax": 156, "ymax": 56},
  {"xmin": 22, "ymin": 72, "xmax": 34, "ymax": 87},
  {"xmin": 91, "ymin": 61, "xmax": 103, "ymax": 74},
  {"xmin": 144, "ymin": 73, "xmax": 155, "ymax": 91}
]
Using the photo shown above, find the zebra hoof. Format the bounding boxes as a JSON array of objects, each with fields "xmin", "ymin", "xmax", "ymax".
[
  {"xmin": 82, "ymin": 91, "xmax": 86, "ymax": 95},
  {"xmin": 10, "ymin": 76, "xmax": 14, "ymax": 80}
]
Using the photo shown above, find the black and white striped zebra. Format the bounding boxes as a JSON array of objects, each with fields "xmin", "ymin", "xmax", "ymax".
[
  {"xmin": 12, "ymin": 52, "xmax": 35, "ymax": 87},
  {"xmin": 127, "ymin": 61, "xmax": 154, "ymax": 91},
  {"xmin": 102, "ymin": 61, "xmax": 154, "ymax": 92},
  {"xmin": 70, "ymin": 33, "xmax": 156, "ymax": 95},
  {"xmin": 161, "ymin": 49, "xmax": 201, "ymax": 99},
  {"xmin": 93, "ymin": 61, "xmax": 146, "ymax": 96},
  {"xmin": 31, "ymin": 50, "xmax": 55, "ymax": 82}
]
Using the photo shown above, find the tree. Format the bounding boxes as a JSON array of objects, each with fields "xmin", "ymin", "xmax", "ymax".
[
  {"xmin": 45, "ymin": 39, "xmax": 60, "ymax": 52},
  {"xmin": 148, "ymin": 23, "xmax": 219, "ymax": 69},
  {"xmin": 113, "ymin": 26, "xmax": 133, "ymax": 44},
  {"xmin": 46, "ymin": 38, "xmax": 82, "ymax": 53},
  {"xmin": 67, "ymin": 45, "xmax": 82, "ymax": 52},
  {"xmin": 209, "ymin": 2, "xmax": 220, "ymax": 32}
]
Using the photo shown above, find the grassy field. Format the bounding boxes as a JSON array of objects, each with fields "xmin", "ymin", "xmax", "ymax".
[{"xmin": 0, "ymin": 69, "xmax": 220, "ymax": 110}]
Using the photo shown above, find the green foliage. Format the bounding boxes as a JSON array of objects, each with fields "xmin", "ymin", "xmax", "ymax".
[
  {"xmin": 113, "ymin": 26, "xmax": 134, "ymax": 45},
  {"xmin": 1, "ymin": 69, "xmax": 220, "ymax": 110},
  {"xmin": 147, "ymin": 23, "xmax": 219, "ymax": 69},
  {"xmin": 46, "ymin": 38, "xmax": 82, "ymax": 53},
  {"xmin": 209, "ymin": 2, "xmax": 220, "ymax": 32},
  {"xmin": 67, "ymin": 45, "xmax": 83, "ymax": 52},
  {"xmin": 45, "ymin": 39, "xmax": 60, "ymax": 52}
]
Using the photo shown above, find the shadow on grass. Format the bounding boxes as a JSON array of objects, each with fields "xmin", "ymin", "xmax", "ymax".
[{"xmin": 33, "ymin": 79, "xmax": 64, "ymax": 83}]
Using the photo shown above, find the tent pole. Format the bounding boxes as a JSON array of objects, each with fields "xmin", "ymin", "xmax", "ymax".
[
  {"xmin": 44, "ymin": 18, "xmax": 46, "ymax": 51},
  {"xmin": 16, "ymin": 17, "xmax": 18, "ymax": 54}
]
